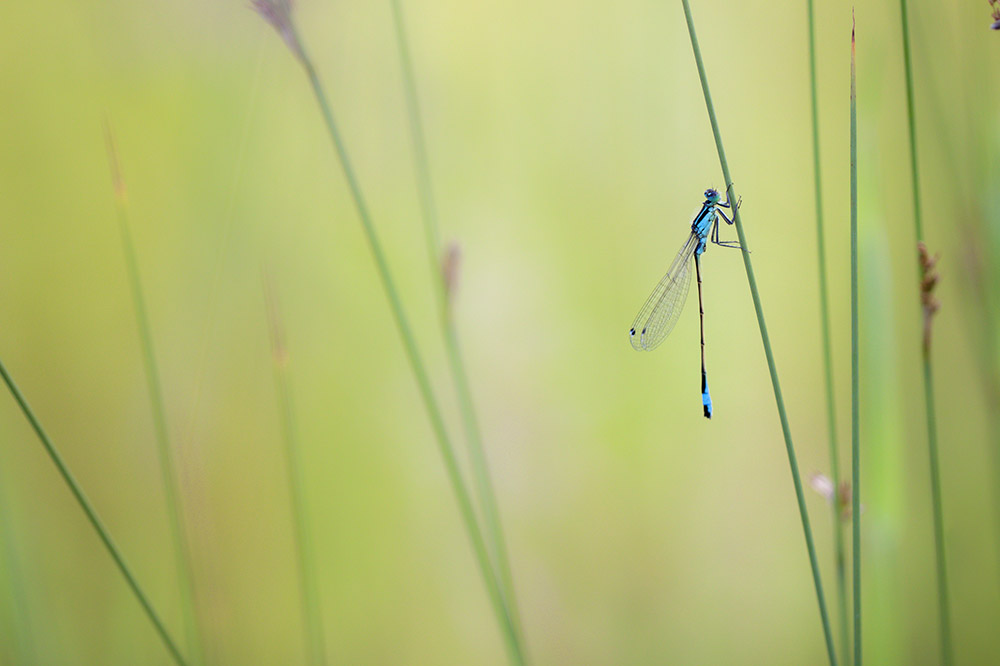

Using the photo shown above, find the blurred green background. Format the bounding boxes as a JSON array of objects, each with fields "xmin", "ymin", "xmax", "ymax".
[{"xmin": 1, "ymin": 0, "xmax": 998, "ymax": 664}]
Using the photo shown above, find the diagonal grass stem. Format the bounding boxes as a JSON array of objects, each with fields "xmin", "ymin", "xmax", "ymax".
[
  {"xmin": 104, "ymin": 121, "xmax": 204, "ymax": 666},
  {"xmin": 262, "ymin": 275, "xmax": 328, "ymax": 666},
  {"xmin": 388, "ymin": 0, "xmax": 526, "ymax": 648},
  {"xmin": 0, "ymin": 358, "xmax": 188, "ymax": 666},
  {"xmin": 678, "ymin": 1, "xmax": 837, "ymax": 663},
  {"xmin": 253, "ymin": 6, "xmax": 524, "ymax": 661},
  {"xmin": 295, "ymin": 49, "xmax": 524, "ymax": 664}
]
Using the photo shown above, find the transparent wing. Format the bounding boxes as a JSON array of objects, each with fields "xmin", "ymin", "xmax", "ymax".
[{"xmin": 629, "ymin": 233, "xmax": 697, "ymax": 351}]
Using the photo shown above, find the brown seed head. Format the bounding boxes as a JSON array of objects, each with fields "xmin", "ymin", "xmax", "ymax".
[{"xmin": 918, "ymin": 242, "xmax": 941, "ymax": 355}]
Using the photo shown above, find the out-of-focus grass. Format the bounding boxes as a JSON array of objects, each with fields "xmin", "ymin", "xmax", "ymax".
[
  {"xmin": 894, "ymin": 0, "xmax": 952, "ymax": 662},
  {"xmin": 262, "ymin": 273, "xmax": 327, "ymax": 666},
  {"xmin": 388, "ymin": 0, "xmax": 527, "ymax": 645},
  {"xmin": 850, "ymin": 19, "xmax": 859, "ymax": 665},
  {"xmin": 859, "ymin": 219, "xmax": 905, "ymax": 666},
  {"xmin": 0, "ymin": 357, "xmax": 187, "ymax": 664},
  {"xmin": 804, "ymin": 0, "xmax": 849, "ymax": 659},
  {"xmin": 0, "ymin": 458, "xmax": 35, "ymax": 665},
  {"xmin": 105, "ymin": 121, "xmax": 203, "ymax": 666},
  {"xmin": 0, "ymin": 0, "xmax": 998, "ymax": 664}
]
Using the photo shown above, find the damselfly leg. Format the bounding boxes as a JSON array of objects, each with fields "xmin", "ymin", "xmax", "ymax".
[{"xmin": 711, "ymin": 215, "xmax": 742, "ymax": 249}]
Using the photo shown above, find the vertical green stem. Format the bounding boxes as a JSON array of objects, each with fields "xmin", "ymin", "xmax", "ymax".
[
  {"xmin": 805, "ymin": 0, "xmax": 850, "ymax": 660},
  {"xmin": 106, "ymin": 125, "xmax": 204, "ymax": 666},
  {"xmin": 263, "ymin": 280, "xmax": 327, "ymax": 666},
  {"xmin": 284, "ymin": 26, "xmax": 524, "ymax": 666},
  {"xmin": 849, "ymin": 22, "xmax": 861, "ymax": 666},
  {"xmin": 896, "ymin": 2, "xmax": 952, "ymax": 663},
  {"xmin": 922, "ymin": 360, "xmax": 949, "ymax": 656},
  {"xmin": 0, "ymin": 359, "xmax": 188, "ymax": 666},
  {"xmin": 678, "ymin": 3, "xmax": 837, "ymax": 664},
  {"xmin": 387, "ymin": 0, "xmax": 526, "ymax": 650}
]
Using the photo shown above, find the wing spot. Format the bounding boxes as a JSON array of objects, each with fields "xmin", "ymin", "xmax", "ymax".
[{"xmin": 629, "ymin": 328, "xmax": 635, "ymax": 336}]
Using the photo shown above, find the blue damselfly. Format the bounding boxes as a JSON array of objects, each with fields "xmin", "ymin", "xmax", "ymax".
[{"xmin": 628, "ymin": 187, "xmax": 741, "ymax": 419}]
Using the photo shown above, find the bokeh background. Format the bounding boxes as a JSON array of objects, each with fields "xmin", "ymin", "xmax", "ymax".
[{"xmin": 1, "ymin": 0, "xmax": 998, "ymax": 664}]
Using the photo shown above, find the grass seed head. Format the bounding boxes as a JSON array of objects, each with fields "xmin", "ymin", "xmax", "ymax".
[
  {"xmin": 251, "ymin": 0, "xmax": 304, "ymax": 61},
  {"xmin": 918, "ymin": 242, "xmax": 941, "ymax": 355}
]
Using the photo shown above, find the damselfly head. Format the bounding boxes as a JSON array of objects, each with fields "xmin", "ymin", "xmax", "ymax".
[{"xmin": 704, "ymin": 188, "xmax": 720, "ymax": 203}]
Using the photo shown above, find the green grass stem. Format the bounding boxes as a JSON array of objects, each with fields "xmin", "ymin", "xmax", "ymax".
[
  {"xmin": 296, "ymin": 50, "xmax": 523, "ymax": 665},
  {"xmin": 262, "ymin": 275, "xmax": 328, "ymax": 666},
  {"xmin": 896, "ymin": 2, "xmax": 952, "ymax": 663},
  {"xmin": 104, "ymin": 122, "xmax": 204, "ymax": 666},
  {"xmin": 909, "ymin": 9, "xmax": 1000, "ymax": 584},
  {"xmin": 0, "ymin": 358, "xmax": 188, "ymax": 666},
  {"xmin": 255, "ymin": 8, "xmax": 525, "ymax": 662},
  {"xmin": 849, "ymin": 22, "xmax": 860, "ymax": 666},
  {"xmin": 805, "ymin": 0, "xmax": 850, "ymax": 660},
  {"xmin": 678, "ymin": 2, "xmax": 837, "ymax": 663},
  {"xmin": 388, "ymin": 0, "xmax": 526, "ymax": 649}
]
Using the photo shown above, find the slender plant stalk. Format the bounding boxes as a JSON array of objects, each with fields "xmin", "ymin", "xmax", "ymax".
[
  {"xmin": 295, "ymin": 53, "xmax": 522, "ymax": 665},
  {"xmin": 253, "ymin": 6, "xmax": 524, "ymax": 663},
  {"xmin": 896, "ymin": 2, "xmax": 952, "ymax": 663},
  {"xmin": 0, "ymin": 358, "xmax": 188, "ymax": 666},
  {"xmin": 262, "ymin": 276, "xmax": 327, "ymax": 666},
  {"xmin": 805, "ymin": 1, "xmax": 850, "ymax": 661},
  {"xmin": 849, "ymin": 22, "xmax": 861, "ymax": 666},
  {"xmin": 677, "ymin": 2, "xmax": 837, "ymax": 663},
  {"xmin": 104, "ymin": 123, "xmax": 204, "ymax": 666},
  {"xmin": 387, "ymin": 0, "xmax": 525, "ymax": 648}
]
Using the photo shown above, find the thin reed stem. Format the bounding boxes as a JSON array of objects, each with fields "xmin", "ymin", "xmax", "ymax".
[
  {"xmin": 805, "ymin": 0, "xmax": 849, "ymax": 660},
  {"xmin": 849, "ymin": 22, "xmax": 861, "ymax": 666},
  {"xmin": 257, "ymin": 10, "xmax": 524, "ymax": 662},
  {"xmin": 678, "ymin": 2, "xmax": 837, "ymax": 663},
  {"xmin": 0, "ymin": 358, "xmax": 188, "ymax": 666},
  {"xmin": 388, "ymin": 0, "xmax": 525, "ymax": 649},
  {"xmin": 262, "ymin": 276, "xmax": 327, "ymax": 666},
  {"xmin": 104, "ymin": 123, "xmax": 204, "ymax": 666},
  {"xmin": 896, "ymin": 2, "xmax": 952, "ymax": 663}
]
